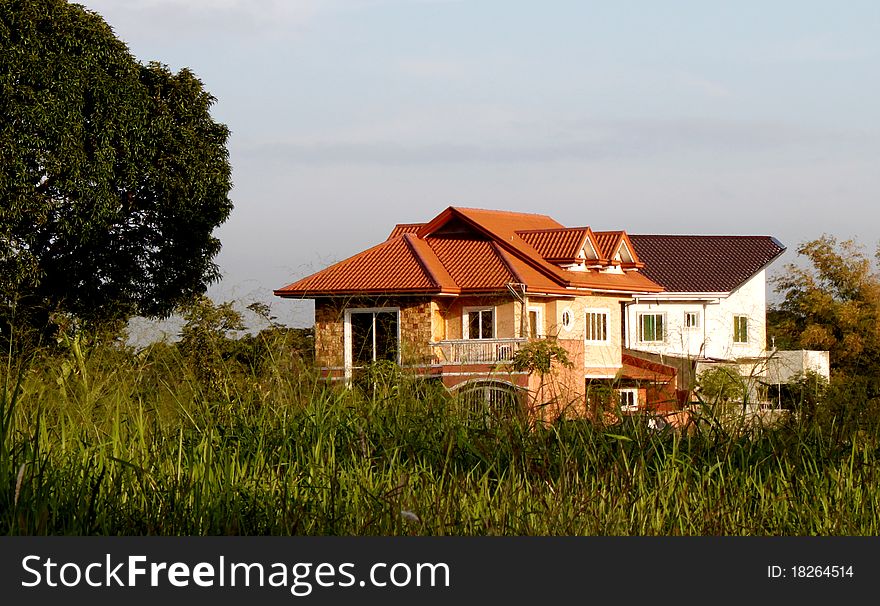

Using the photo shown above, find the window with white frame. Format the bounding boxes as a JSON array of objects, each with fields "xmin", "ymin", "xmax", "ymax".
[
  {"xmin": 585, "ymin": 310, "xmax": 609, "ymax": 342},
  {"xmin": 464, "ymin": 307, "xmax": 495, "ymax": 339},
  {"xmin": 684, "ymin": 311, "xmax": 700, "ymax": 330},
  {"xmin": 639, "ymin": 313, "xmax": 665, "ymax": 343},
  {"xmin": 617, "ymin": 388, "xmax": 639, "ymax": 412},
  {"xmin": 348, "ymin": 309, "xmax": 399, "ymax": 367},
  {"xmin": 733, "ymin": 315, "xmax": 749, "ymax": 343}
]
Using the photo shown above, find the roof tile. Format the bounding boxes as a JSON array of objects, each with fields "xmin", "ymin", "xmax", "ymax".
[
  {"xmin": 276, "ymin": 207, "xmax": 675, "ymax": 298},
  {"xmin": 629, "ymin": 235, "xmax": 785, "ymax": 293},
  {"xmin": 516, "ymin": 228, "xmax": 590, "ymax": 262},
  {"xmin": 275, "ymin": 236, "xmax": 439, "ymax": 296},
  {"xmin": 593, "ymin": 231, "xmax": 622, "ymax": 260},
  {"xmin": 426, "ymin": 236, "xmax": 514, "ymax": 290}
]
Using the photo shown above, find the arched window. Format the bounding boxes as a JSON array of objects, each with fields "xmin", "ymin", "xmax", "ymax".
[{"xmin": 453, "ymin": 380, "xmax": 524, "ymax": 426}]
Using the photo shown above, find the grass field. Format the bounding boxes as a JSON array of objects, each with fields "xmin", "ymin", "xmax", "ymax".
[{"xmin": 2, "ymin": 336, "xmax": 879, "ymax": 535}]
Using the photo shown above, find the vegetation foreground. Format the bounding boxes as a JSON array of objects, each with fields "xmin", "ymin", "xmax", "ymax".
[{"xmin": 1, "ymin": 334, "xmax": 879, "ymax": 536}]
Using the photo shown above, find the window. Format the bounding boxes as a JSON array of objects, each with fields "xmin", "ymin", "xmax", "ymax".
[
  {"xmin": 617, "ymin": 389, "xmax": 639, "ymax": 412},
  {"xmin": 585, "ymin": 310, "xmax": 609, "ymax": 342},
  {"xmin": 561, "ymin": 308, "xmax": 573, "ymax": 331},
  {"xmin": 348, "ymin": 309, "xmax": 399, "ymax": 367},
  {"xmin": 464, "ymin": 307, "xmax": 494, "ymax": 339},
  {"xmin": 639, "ymin": 313, "xmax": 665, "ymax": 342},
  {"xmin": 527, "ymin": 307, "xmax": 542, "ymax": 338},
  {"xmin": 455, "ymin": 380, "xmax": 523, "ymax": 427},
  {"xmin": 733, "ymin": 315, "xmax": 749, "ymax": 343},
  {"xmin": 684, "ymin": 311, "xmax": 700, "ymax": 330}
]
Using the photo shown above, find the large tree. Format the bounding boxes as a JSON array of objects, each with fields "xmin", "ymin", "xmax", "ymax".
[
  {"xmin": 0, "ymin": 0, "xmax": 232, "ymax": 335},
  {"xmin": 770, "ymin": 235, "xmax": 880, "ymax": 393}
]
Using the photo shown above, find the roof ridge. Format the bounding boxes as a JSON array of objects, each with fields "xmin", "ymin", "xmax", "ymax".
[
  {"xmin": 491, "ymin": 242, "xmax": 526, "ymax": 284},
  {"xmin": 402, "ymin": 233, "xmax": 459, "ymax": 293},
  {"xmin": 516, "ymin": 226, "xmax": 590, "ymax": 234},
  {"xmin": 402, "ymin": 234, "xmax": 440, "ymax": 289},
  {"xmin": 450, "ymin": 206, "xmax": 556, "ymax": 219}
]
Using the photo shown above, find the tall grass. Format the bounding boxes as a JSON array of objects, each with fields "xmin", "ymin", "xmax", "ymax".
[{"xmin": 2, "ymin": 337, "xmax": 879, "ymax": 535}]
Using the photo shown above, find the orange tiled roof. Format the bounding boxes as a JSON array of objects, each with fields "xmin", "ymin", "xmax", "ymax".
[
  {"xmin": 387, "ymin": 223, "xmax": 424, "ymax": 239},
  {"xmin": 275, "ymin": 234, "xmax": 454, "ymax": 295},
  {"xmin": 275, "ymin": 206, "xmax": 664, "ymax": 298},
  {"xmin": 516, "ymin": 228, "xmax": 591, "ymax": 262},
  {"xmin": 593, "ymin": 231, "xmax": 644, "ymax": 268},
  {"xmin": 593, "ymin": 231, "xmax": 622, "ymax": 260}
]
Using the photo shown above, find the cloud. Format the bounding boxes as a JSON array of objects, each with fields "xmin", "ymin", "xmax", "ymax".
[
  {"xmin": 747, "ymin": 34, "xmax": 875, "ymax": 63},
  {"xmin": 238, "ymin": 118, "xmax": 876, "ymax": 166},
  {"xmin": 670, "ymin": 72, "xmax": 732, "ymax": 99}
]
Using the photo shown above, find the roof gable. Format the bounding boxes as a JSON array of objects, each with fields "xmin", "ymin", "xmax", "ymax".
[
  {"xmin": 628, "ymin": 235, "xmax": 786, "ymax": 293},
  {"xmin": 593, "ymin": 231, "xmax": 644, "ymax": 268}
]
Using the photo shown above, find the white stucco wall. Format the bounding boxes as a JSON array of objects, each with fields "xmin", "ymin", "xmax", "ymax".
[{"xmin": 626, "ymin": 271, "xmax": 768, "ymax": 361}]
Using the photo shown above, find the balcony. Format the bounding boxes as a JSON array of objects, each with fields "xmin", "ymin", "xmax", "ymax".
[{"xmin": 434, "ymin": 339, "xmax": 527, "ymax": 365}]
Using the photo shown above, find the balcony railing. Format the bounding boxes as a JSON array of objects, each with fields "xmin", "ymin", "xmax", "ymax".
[{"xmin": 434, "ymin": 339, "xmax": 527, "ymax": 364}]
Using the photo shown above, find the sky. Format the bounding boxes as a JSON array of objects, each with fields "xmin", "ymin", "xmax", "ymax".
[{"xmin": 75, "ymin": 0, "xmax": 880, "ymax": 336}]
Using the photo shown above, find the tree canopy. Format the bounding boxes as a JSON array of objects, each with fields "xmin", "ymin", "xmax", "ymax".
[
  {"xmin": 770, "ymin": 235, "xmax": 880, "ymax": 395},
  {"xmin": 0, "ymin": 0, "xmax": 232, "ymax": 337}
]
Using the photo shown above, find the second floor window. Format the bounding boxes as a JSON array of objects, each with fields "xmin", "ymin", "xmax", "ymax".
[
  {"xmin": 734, "ymin": 315, "xmax": 749, "ymax": 343},
  {"xmin": 639, "ymin": 313, "xmax": 665, "ymax": 343},
  {"xmin": 465, "ymin": 308, "xmax": 494, "ymax": 339},
  {"xmin": 585, "ymin": 310, "xmax": 608, "ymax": 342}
]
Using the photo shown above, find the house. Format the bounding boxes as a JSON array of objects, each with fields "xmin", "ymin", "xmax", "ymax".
[
  {"xmin": 273, "ymin": 206, "xmax": 806, "ymax": 420},
  {"xmin": 274, "ymin": 206, "xmax": 682, "ymax": 420},
  {"xmin": 623, "ymin": 235, "xmax": 829, "ymax": 406}
]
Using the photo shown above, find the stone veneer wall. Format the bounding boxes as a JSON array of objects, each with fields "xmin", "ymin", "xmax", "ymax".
[
  {"xmin": 399, "ymin": 300, "xmax": 433, "ymax": 365},
  {"xmin": 313, "ymin": 297, "xmax": 434, "ymax": 368},
  {"xmin": 314, "ymin": 299, "xmax": 345, "ymax": 368}
]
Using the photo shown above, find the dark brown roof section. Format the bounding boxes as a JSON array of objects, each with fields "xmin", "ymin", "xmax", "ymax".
[{"xmin": 628, "ymin": 235, "xmax": 786, "ymax": 293}]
